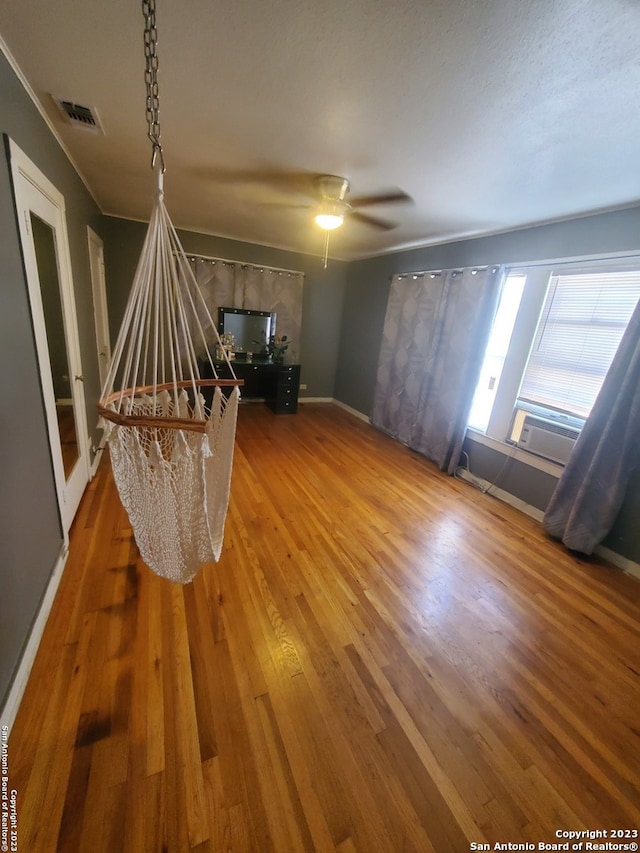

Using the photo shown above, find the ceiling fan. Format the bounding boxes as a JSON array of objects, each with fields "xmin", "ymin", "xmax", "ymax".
[
  {"xmin": 311, "ymin": 174, "xmax": 411, "ymax": 232},
  {"xmin": 304, "ymin": 174, "xmax": 412, "ymax": 267},
  {"xmin": 195, "ymin": 166, "xmax": 412, "ymax": 266}
]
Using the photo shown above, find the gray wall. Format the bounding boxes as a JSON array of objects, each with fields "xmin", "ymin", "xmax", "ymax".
[
  {"xmin": 337, "ymin": 206, "xmax": 640, "ymax": 415},
  {"xmin": 335, "ymin": 206, "xmax": 640, "ymax": 562},
  {"xmin": 99, "ymin": 216, "xmax": 349, "ymax": 399},
  {"xmin": 0, "ymin": 50, "xmax": 104, "ymax": 711}
]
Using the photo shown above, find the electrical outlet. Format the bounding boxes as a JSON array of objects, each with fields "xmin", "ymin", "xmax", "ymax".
[{"xmin": 300, "ymin": 383, "xmax": 308, "ymax": 390}]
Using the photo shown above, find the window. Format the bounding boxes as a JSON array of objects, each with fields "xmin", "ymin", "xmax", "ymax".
[
  {"xmin": 468, "ymin": 272, "xmax": 525, "ymax": 432},
  {"xmin": 471, "ymin": 261, "xmax": 640, "ymax": 449},
  {"xmin": 517, "ymin": 270, "xmax": 640, "ymax": 419}
]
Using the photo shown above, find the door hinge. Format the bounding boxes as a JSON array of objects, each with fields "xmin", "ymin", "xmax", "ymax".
[{"xmin": 23, "ymin": 210, "xmax": 31, "ymax": 236}]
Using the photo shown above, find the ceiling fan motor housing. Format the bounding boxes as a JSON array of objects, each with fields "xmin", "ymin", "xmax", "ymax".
[{"xmin": 315, "ymin": 175, "xmax": 351, "ymax": 203}]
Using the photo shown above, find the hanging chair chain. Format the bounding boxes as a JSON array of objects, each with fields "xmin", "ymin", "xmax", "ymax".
[{"xmin": 142, "ymin": 0, "xmax": 165, "ymax": 172}]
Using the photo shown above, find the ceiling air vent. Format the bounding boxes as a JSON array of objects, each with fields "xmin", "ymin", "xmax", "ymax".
[{"xmin": 53, "ymin": 97, "xmax": 103, "ymax": 134}]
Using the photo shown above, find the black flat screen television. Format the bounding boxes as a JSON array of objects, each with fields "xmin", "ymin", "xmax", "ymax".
[{"xmin": 218, "ymin": 307, "xmax": 276, "ymax": 356}]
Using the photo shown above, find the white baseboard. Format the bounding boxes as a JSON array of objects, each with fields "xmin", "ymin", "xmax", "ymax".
[
  {"xmin": 595, "ymin": 545, "xmax": 640, "ymax": 580},
  {"xmin": 238, "ymin": 395, "xmax": 371, "ymax": 425},
  {"xmin": 90, "ymin": 444, "xmax": 105, "ymax": 478},
  {"xmin": 0, "ymin": 543, "xmax": 68, "ymax": 735},
  {"xmin": 457, "ymin": 470, "xmax": 640, "ymax": 580},
  {"xmin": 457, "ymin": 469, "xmax": 545, "ymax": 521},
  {"xmin": 331, "ymin": 399, "xmax": 371, "ymax": 423}
]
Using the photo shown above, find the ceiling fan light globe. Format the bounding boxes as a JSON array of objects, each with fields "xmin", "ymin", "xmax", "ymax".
[{"xmin": 315, "ymin": 212, "xmax": 344, "ymax": 230}]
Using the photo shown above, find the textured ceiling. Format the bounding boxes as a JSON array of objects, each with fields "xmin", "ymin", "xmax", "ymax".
[{"xmin": 1, "ymin": 0, "xmax": 639, "ymax": 261}]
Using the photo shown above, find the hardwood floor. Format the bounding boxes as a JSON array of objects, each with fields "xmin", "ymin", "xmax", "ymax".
[
  {"xmin": 9, "ymin": 402, "xmax": 640, "ymax": 852},
  {"xmin": 55, "ymin": 403, "xmax": 78, "ymax": 479}
]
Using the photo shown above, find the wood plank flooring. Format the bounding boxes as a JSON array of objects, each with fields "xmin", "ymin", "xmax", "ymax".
[
  {"xmin": 8, "ymin": 402, "xmax": 640, "ymax": 851},
  {"xmin": 55, "ymin": 403, "xmax": 78, "ymax": 479}
]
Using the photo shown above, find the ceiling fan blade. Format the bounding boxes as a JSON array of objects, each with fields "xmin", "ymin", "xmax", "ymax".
[
  {"xmin": 349, "ymin": 190, "xmax": 412, "ymax": 209},
  {"xmin": 257, "ymin": 201, "xmax": 313, "ymax": 210},
  {"xmin": 350, "ymin": 210, "xmax": 397, "ymax": 230},
  {"xmin": 194, "ymin": 166, "xmax": 318, "ymax": 196}
]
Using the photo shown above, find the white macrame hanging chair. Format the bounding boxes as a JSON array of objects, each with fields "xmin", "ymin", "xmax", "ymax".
[{"xmin": 98, "ymin": 171, "xmax": 243, "ymax": 584}]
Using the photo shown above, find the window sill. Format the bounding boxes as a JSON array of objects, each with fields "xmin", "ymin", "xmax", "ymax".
[{"xmin": 465, "ymin": 428, "xmax": 565, "ymax": 478}]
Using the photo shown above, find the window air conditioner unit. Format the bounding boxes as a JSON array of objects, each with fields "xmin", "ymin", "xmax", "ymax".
[{"xmin": 510, "ymin": 410, "xmax": 581, "ymax": 465}]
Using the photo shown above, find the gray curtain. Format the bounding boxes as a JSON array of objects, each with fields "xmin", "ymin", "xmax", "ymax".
[
  {"xmin": 188, "ymin": 256, "xmax": 304, "ymax": 360},
  {"xmin": 543, "ymin": 296, "xmax": 640, "ymax": 554},
  {"xmin": 372, "ymin": 266, "xmax": 502, "ymax": 474}
]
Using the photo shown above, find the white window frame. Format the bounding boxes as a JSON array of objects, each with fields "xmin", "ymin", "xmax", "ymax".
[
  {"xmin": 471, "ymin": 254, "xmax": 640, "ymax": 471},
  {"xmin": 485, "ymin": 266, "xmax": 550, "ymax": 441}
]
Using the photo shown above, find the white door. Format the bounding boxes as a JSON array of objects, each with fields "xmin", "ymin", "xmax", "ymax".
[
  {"xmin": 88, "ymin": 227, "xmax": 111, "ymax": 393},
  {"xmin": 10, "ymin": 141, "xmax": 90, "ymax": 536}
]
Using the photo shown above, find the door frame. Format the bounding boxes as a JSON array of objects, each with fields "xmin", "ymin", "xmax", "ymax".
[
  {"xmin": 87, "ymin": 226, "xmax": 110, "ymax": 469},
  {"xmin": 9, "ymin": 139, "xmax": 90, "ymax": 538},
  {"xmin": 88, "ymin": 226, "xmax": 110, "ymax": 393}
]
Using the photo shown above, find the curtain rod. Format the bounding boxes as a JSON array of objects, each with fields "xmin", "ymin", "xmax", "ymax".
[
  {"xmin": 182, "ymin": 251, "xmax": 304, "ymax": 278},
  {"xmin": 506, "ymin": 250, "xmax": 640, "ymax": 271},
  {"xmin": 394, "ymin": 264, "xmax": 499, "ymax": 280},
  {"xmin": 397, "ymin": 251, "xmax": 640, "ymax": 280}
]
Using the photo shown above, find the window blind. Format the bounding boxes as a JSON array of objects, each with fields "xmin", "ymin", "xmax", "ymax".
[{"xmin": 518, "ymin": 270, "xmax": 640, "ymax": 419}]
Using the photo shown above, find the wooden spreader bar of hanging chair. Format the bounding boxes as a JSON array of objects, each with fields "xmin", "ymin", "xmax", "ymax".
[{"xmin": 98, "ymin": 378, "xmax": 244, "ymax": 433}]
